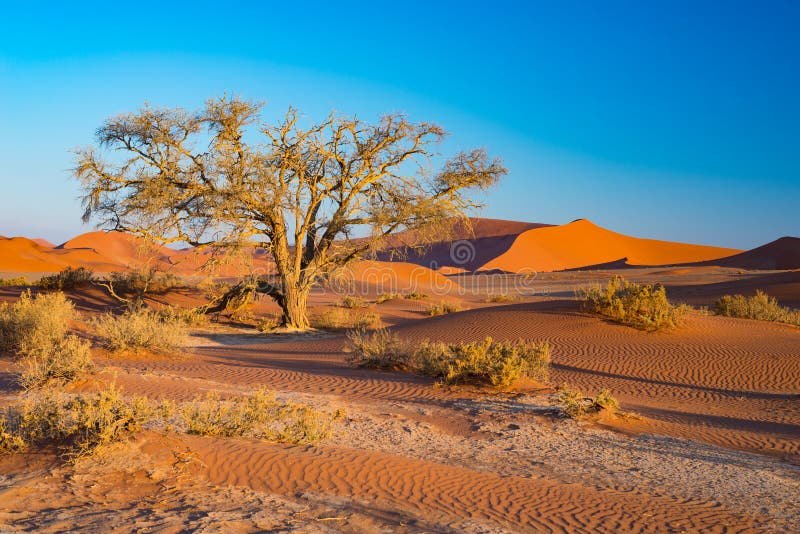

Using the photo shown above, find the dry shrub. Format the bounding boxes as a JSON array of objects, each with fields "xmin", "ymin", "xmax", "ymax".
[
  {"xmin": 257, "ymin": 315, "xmax": 281, "ymax": 332},
  {"xmin": 376, "ymin": 292, "xmax": 403, "ymax": 304},
  {"xmin": 427, "ymin": 301, "xmax": 464, "ymax": 316},
  {"xmin": 558, "ymin": 386, "xmax": 619, "ymax": 419},
  {"xmin": 181, "ymin": 388, "xmax": 337, "ymax": 444},
  {"xmin": 92, "ymin": 307, "xmax": 186, "ymax": 352},
  {"xmin": 156, "ymin": 305, "xmax": 209, "ymax": 327},
  {"xmin": 340, "ymin": 295, "xmax": 367, "ymax": 308},
  {"xmin": 312, "ymin": 308, "xmax": 381, "ymax": 331},
  {"xmin": 17, "ymin": 335, "xmax": 93, "ymax": 389},
  {"xmin": 105, "ymin": 270, "xmax": 183, "ymax": 296},
  {"xmin": 714, "ymin": 291, "xmax": 800, "ymax": 326},
  {"xmin": 578, "ymin": 276, "xmax": 684, "ymax": 331},
  {"xmin": 345, "ymin": 328, "xmax": 409, "ymax": 370},
  {"xmin": 0, "ymin": 291, "xmax": 76, "ymax": 354},
  {"xmin": 38, "ymin": 267, "xmax": 94, "ymax": 290},
  {"xmin": 414, "ymin": 337, "xmax": 550, "ymax": 388},
  {"xmin": 484, "ymin": 293, "xmax": 518, "ymax": 303},
  {"xmin": 0, "ymin": 276, "xmax": 30, "ymax": 287},
  {"xmin": 404, "ymin": 292, "xmax": 428, "ymax": 300},
  {"xmin": 0, "ymin": 384, "xmax": 150, "ymax": 458},
  {"xmin": 347, "ymin": 330, "xmax": 550, "ymax": 389}
]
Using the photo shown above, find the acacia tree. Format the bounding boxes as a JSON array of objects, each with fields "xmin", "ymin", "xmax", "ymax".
[{"xmin": 75, "ymin": 96, "xmax": 506, "ymax": 329}]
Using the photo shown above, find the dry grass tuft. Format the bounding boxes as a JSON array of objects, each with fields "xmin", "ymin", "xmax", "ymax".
[
  {"xmin": 558, "ymin": 386, "xmax": 620, "ymax": 419},
  {"xmin": 404, "ymin": 292, "xmax": 429, "ymax": 300},
  {"xmin": 92, "ymin": 307, "xmax": 186, "ymax": 353},
  {"xmin": 17, "ymin": 335, "xmax": 93, "ymax": 389},
  {"xmin": 427, "ymin": 301, "xmax": 464, "ymax": 316},
  {"xmin": 0, "ymin": 291, "xmax": 75, "ymax": 354},
  {"xmin": 714, "ymin": 291, "xmax": 800, "ymax": 326},
  {"xmin": 578, "ymin": 276, "xmax": 685, "ymax": 331},
  {"xmin": 375, "ymin": 292, "xmax": 403, "ymax": 304},
  {"xmin": 0, "ymin": 276, "xmax": 30, "ymax": 287},
  {"xmin": 181, "ymin": 388, "xmax": 338, "ymax": 444},
  {"xmin": 0, "ymin": 384, "xmax": 150, "ymax": 458},
  {"xmin": 484, "ymin": 293, "xmax": 519, "ymax": 303},
  {"xmin": 312, "ymin": 308, "xmax": 382, "ymax": 331},
  {"xmin": 345, "ymin": 328, "xmax": 409, "ymax": 370},
  {"xmin": 414, "ymin": 337, "xmax": 550, "ymax": 388},
  {"xmin": 339, "ymin": 295, "xmax": 367, "ymax": 308}
]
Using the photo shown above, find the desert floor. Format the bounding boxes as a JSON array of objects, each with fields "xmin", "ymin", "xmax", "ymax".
[{"xmin": 0, "ymin": 266, "xmax": 798, "ymax": 532}]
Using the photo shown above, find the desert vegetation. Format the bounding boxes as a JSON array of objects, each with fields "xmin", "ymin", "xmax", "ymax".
[
  {"xmin": 38, "ymin": 267, "xmax": 94, "ymax": 290},
  {"xmin": 578, "ymin": 276, "xmax": 685, "ymax": 330},
  {"xmin": 375, "ymin": 292, "xmax": 403, "ymax": 304},
  {"xmin": 347, "ymin": 329, "xmax": 550, "ymax": 389},
  {"xmin": 404, "ymin": 292, "xmax": 429, "ymax": 300},
  {"xmin": 92, "ymin": 307, "xmax": 187, "ymax": 353},
  {"xmin": 182, "ymin": 388, "xmax": 338, "ymax": 444},
  {"xmin": 484, "ymin": 293, "xmax": 519, "ymax": 303},
  {"xmin": 558, "ymin": 386, "xmax": 620, "ymax": 419},
  {"xmin": 0, "ymin": 291, "xmax": 93, "ymax": 388},
  {"xmin": 311, "ymin": 308, "xmax": 382, "ymax": 331},
  {"xmin": 427, "ymin": 301, "xmax": 465, "ymax": 316},
  {"xmin": 0, "ymin": 276, "xmax": 30, "ymax": 287},
  {"xmin": 714, "ymin": 291, "xmax": 800, "ymax": 326},
  {"xmin": 339, "ymin": 295, "xmax": 368, "ymax": 309}
]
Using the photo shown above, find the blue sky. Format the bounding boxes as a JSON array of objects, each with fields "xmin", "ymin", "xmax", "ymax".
[{"xmin": 0, "ymin": 1, "xmax": 797, "ymax": 249}]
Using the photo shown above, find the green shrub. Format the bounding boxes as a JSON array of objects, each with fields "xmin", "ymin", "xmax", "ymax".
[
  {"xmin": 312, "ymin": 308, "xmax": 382, "ymax": 331},
  {"xmin": 427, "ymin": 301, "xmax": 464, "ymax": 316},
  {"xmin": 345, "ymin": 328, "xmax": 409, "ymax": 370},
  {"xmin": 404, "ymin": 292, "xmax": 428, "ymax": 300},
  {"xmin": 92, "ymin": 308, "xmax": 186, "ymax": 352},
  {"xmin": 0, "ymin": 291, "xmax": 75, "ymax": 354},
  {"xmin": 376, "ymin": 292, "xmax": 403, "ymax": 304},
  {"xmin": 413, "ymin": 337, "xmax": 550, "ymax": 388},
  {"xmin": 181, "ymin": 388, "xmax": 337, "ymax": 444},
  {"xmin": 17, "ymin": 335, "xmax": 93, "ymax": 389},
  {"xmin": 0, "ymin": 276, "xmax": 30, "ymax": 287},
  {"xmin": 38, "ymin": 267, "xmax": 94, "ymax": 290},
  {"xmin": 0, "ymin": 384, "xmax": 151, "ymax": 458},
  {"xmin": 340, "ymin": 295, "xmax": 367, "ymax": 308},
  {"xmin": 558, "ymin": 386, "xmax": 619, "ymax": 419},
  {"xmin": 714, "ymin": 291, "xmax": 800, "ymax": 326},
  {"xmin": 578, "ymin": 276, "xmax": 684, "ymax": 331}
]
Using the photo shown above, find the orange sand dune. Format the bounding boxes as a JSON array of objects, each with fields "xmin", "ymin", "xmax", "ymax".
[
  {"xmin": 480, "ymin": 219, "xmax": 741, "ymax": 273},
  {"xmin": 378, "ymin": 218, "xmax": 550, "ymax": 272},
  {"xmin": 339, "ymin": 260, "xmax": 457, "ymax": 294},
  {"xmin": 690, "ymin": 236, "xmax": 800, "ymax": 270},
  {"xmin": 0, "ymin": 235, "xmax": 120, "ymax": 273}
]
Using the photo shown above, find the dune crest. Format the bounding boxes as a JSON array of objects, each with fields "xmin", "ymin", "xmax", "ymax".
[{"xmin": 479, "ymin": 219, "xmax": 741, "ymax": 273}]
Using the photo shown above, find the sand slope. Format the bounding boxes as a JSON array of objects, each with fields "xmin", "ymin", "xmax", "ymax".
[
  {"xmin": 480, "ymin": 219, "xmax": 741, "ymax": 273},
  {"xmin": 690, "ymin": 236, "xmax": 800, "ymax": 270}
]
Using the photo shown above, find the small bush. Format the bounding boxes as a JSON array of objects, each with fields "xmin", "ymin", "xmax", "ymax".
[
  {"xmin": 312, "ymin": 308, "xmax": 382, "ymax": 331},
  {"xmin": 0, "ymin": 384, "xmax": 150, "ymax": 458},
  {"xmin": 376, "ymin": 292, "xmax": 403, "ymax": 304},
  {"xmin": 105, "ymin": 270, "xmax": 183, "ymax": 296},
  {"xmin": 578, "ymin": 276, "xmax": 684, "ymax": 331},
  {"xmin": 38, "ymin": 267, "xmax": 94, "ymax": 290},
  {"xmin": 17, "ymin": 335, "xmax": 93, "ymax": 389},
  {"xmin": 345, "ymin": 328, "xmax": 409, "ymax": 370},
  {"xmin": 0, "ymin": 276, "xmax": 30, "ymax": 287},
  {"xmin": 181, "ymin": 388, "xmax": 336, "ymax": 444},
  {"xmin": 256, "ymin": 315, "xmax": 280, "ymax": 332},
  {"xmin": 413, "ymin": 337, "xmax": 550, "ymax": 388},
  {"xmin": 156, "ymin": 305, "xmax": 210, "ymax": 327},
  {"xmin": 340, "ymin": 295, "xmax": 367, "ymax": 309},
  {"xmin": 558, "ymin": 386, "xmax": 619, "ymax": 419},
  {"xmin": 427, "ymin": 301, "xmax": 464, "ymax": 316},
  {"xmin": 0, "ymin": 291, "xmax": 75, "ymax": 354},
  {"xmin": 92, "ymin": 308, "xmax": 186, "ymax": 352},
  {"xmin": 484, "ymin": 293, "xmax": 518, "ymax": 303},
  {"xmin": 714, "ymin": 291, "xmax": 800, "ymax": 326},
  {"xmin": 404, "ymin": 292, "xmax": 428, "ymax": 300}
]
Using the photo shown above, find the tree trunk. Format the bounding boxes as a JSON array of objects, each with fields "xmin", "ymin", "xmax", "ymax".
[{"xmin": 280, "ymin": 286, "xmax": 311, "ymax": 330}]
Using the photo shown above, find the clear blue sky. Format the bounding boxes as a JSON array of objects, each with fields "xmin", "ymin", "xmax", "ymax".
[{"xmin": 1, "ymin": 0, "xmax": 797, "ymax": 249}]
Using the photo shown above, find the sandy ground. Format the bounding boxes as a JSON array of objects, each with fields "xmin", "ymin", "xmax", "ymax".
[{"xmin": 0, "ymin": 266, "xmax": 798, "ymax": 532}]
